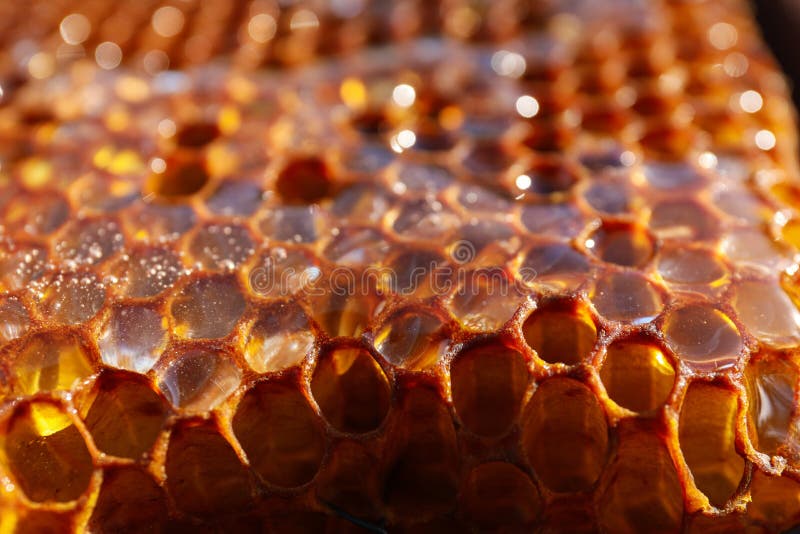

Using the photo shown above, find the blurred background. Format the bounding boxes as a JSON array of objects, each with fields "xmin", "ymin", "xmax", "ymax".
[{"xmin": 754, "ymin": 0, "xmax": 800, "ymax": 108}]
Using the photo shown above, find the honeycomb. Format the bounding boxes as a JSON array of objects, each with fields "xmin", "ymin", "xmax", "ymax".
[{"xmin": 0, "ymin": 0, "xmax": 800, "ymax": 532}]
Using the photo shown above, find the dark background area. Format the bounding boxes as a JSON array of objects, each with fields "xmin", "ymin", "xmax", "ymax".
[{"xmin": 753, "ymin": 0, "xmax": 800, "ymax": 109}]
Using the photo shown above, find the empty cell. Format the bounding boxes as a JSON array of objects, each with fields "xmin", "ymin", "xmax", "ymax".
[
  {"xmin": 316, "ymin": 441, "xmax": 380, "ymax": 520},
  {"xmin": 233, "ymin": 380, "xmax": 326, "ymax": 487},
  {"xmin": 600, "ymin": 338, "xmax": 675, "ymax": 412},
  {"xmin": 459, "ymin": 462, "xmax": 542, "ymax": 529},
  {"xmin": 81, "ymin": 371, "xmax": 169, "ymax": 459},
  {"xmin": 165, "ymin": 419, "xmax": 252, "ymax": 516},
  {"xmin": 679, "ymin": 382, "xmax": 745, "ymax": 508},
  {"xmin": 522, "ymin": 378, "xmax": 609, "ymax": 492},
  {"xmin": 4, "ymin": 401, "xmax": 93, "ymax": 503},
  {"xmin": 275, "ymin": 157, "xmax": 332, "ymax": 204},
  {"xmin": 143, "ymin": 155, "xmax": 209, "ymax": 198},
  {"xmin": 450, "ymin": 340, "xmax": 529, "ymax": 436},
  {"xmin": 747, "ymin": 471, "xmax": 800, "ymax": 529},
  {"xmin": 311, "ymin": 346, "xmax": 391, "ymax": 433},
  {"xmin": 88, "ymin": 466, "xmax": 168, "ymax": 533},
  {"xmin": 597, "ymin": 421, "xmax": 683, "ymax": 534},
  {"xmin": 522, "ymin": 303, "xmax": 597, "ymax": 365}
]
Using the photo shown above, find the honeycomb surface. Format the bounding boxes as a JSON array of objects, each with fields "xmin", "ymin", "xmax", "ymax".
[{"xmin": 0, "ymin": 0, "xmax": 800, "ymax": 532}]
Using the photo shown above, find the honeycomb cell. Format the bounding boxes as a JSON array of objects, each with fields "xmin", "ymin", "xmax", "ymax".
[
  {"xmin": 748, "ymin": 471, "xmax": 800, "ymax": 530},
  {"xmin": 591, "ymin": 271, "xmax": 663, "ymax": 324},
  {"xmin": 522, "ymin": 301, "xmax": 597, "ymax": 365},
  {"xmin": 4, "ymin": 401, "xmax": 93, "ymax": 503},
  {"xmin": 111, "ymin": 246, "xmax": 184, "ymax": 298},
  {"xmin": 187, "ymin": 223, "xmax": 255, "ymax": 271},
  {"xmin": 732, "ymin": 279, "xmax": 800, "ymax": 347},
  {"xmin": 585, "ymin": 223, "xmax": 655, "ymax": 268},
  {"xmin": 384, "ymin": 249, "xmax": 445, "ymax": 298},
  {"xmin": 275, "ymin": 157, "xmax": 332, "ymax": 204},
  {"xmin": 171, "ymin": 275, "xmax": 246, "ymax": 339},
  {"xmin": 583, "ymin": 180, "xmax": 634, "ymax": 215},
  {"xmin": 657, "ymin": 247, "xmax": 727, "ymax": 287},
  {"xmin": 393, "ymin": 199, "xmax": 460, "ymax": 240},
  {"xmin": 175, "ymin": 121, "xmax": 220, "ymax": 148},
  {"xmin": 0, "ymin": 296, "xmax": 30, "ymax": 345},
  {"xmin": 3, "ymin": 193, "xmax": 69, "ymax": 236},
  {"xmin": 245, "ymin": 301, "xmax": 314, "ymax": 373},
  {"xmin": 597, "ymin": 421, "xmax": 683, "ymax": 534},
  {"xmin": 450, "ymin": 339, "xmax": 530, "ymax": 436},
  {"xmin": 722, "ymin": 228, "xmax": 793, "ymax": 269},
  {"xmin": 12, "ymin": 331, "xmax": 94, "ymax": 395},
  {"xmin": 521, "ymin": 242, "xmax": 591, "ymax": 289},
  {"xmin": 523, "ymin": 159, "xmax": 579, "ymax": 195},
  {"xmin": 81, "ymin": 370, "xmax": 169, "ymax": 459},
  {"xmin": 522, "ymin": 377, "xmax": 609, "ymax": 492},
  {"xmin": 521, "ymin": 203, "xmax": 586, "ymax": 239},
  {"xmin": 374, "ymin": 307, "xmax": 448, "ymax": 370},
  {"xmin": 143, "ymin": 156, "xmax": 209, "ymax": 198},
  {"xmin": 396, "ymin": 163, "xmax": 454, "ymax": 194},
  {"xmin": 643, "ymin": 161, "xmax": 705, "ymax": 190},
  {"xmin": 650, "ymin": 199, "xmax": 719, "ymax": 242},
  {"xmin": 206, "ymin": 180, "xmax": 263, "ymax": 217},
  {"xmin": 331, "ymin": 184, "xmax": 391, "ymax": 225},
  {"xmin": 316, "ymin": 441, "xmax": 380, "ymax": 520},
  {"xmin": 258, "ymin": 205, "xmax": 320, "ymax": 243},
  {"xmin": 600, "ymin": 338, "xmax": 675, "ymax": 412},
  {"xmin": 311, "ymin": 346, "xmax": 390, "ymax": 433},
  {"xmin": 309, "ymin": 288, "xmax": 378, "ymax": 338},
  {"xmin": 98, "ymin": 304, "xmax": 167, "ymax": 373},
  {"xmin": 88, "ymin": 466, "xmax": 168, "ymax": 533},
  {"xmin": 0, "ymin": 245, "xmax": 48, "ymax": 291},
  {"xmin": 679, "ymin": 381, "xmax": 745, "ymax": 508},
  {"xmin": 54, "ymin": 218, "xmax": 124, "ymax": 266},
  {"xmin": 745, "ymin": 356, "xmax": 797, "ymax": 456},
  {"xmin": 382, "ymin": 386, "xmax": 459, "ymax": 518},
  {"xmin": 125, "ymin": 203, "xmax": 197, "ymax": 242},
  {"xmin": 459, "ymin": 462, "xmax": 542, "ymax": 530},
  {"xmin": 663, "ymin": 304, "xmax": 742, "ymax": 370},
  {"xmin": 38, "ymin": 272, "xmax": 107, "ymax": 325},
  {"xmin": 324, "ymin": 228, "xmax": 391, "ymax": 267},
  {"xmin": 157, "ymin": 347, "xmax": 241, "ymax": 413},
  {"xmin": 249, "ymin": 247, "xmax": 322, "ymax": 298},
  {"xmin": 165, "ymin": 419, "xmax": 252, "ymax": 516},
  {"xmin": 450, "ymin": 269, "xmax": 523, "ymax": 331},
  {"xmin": 233, "ymin": 380, "xmax": 326, "ymax": 487}
]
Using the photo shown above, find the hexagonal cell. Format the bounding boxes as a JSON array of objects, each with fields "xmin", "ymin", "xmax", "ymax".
[
  {"xmin": 374, "ymin": 307, "xmax": 448, "ymax": 370},
  {"xmin": 457, "ymin": 184, "xmax": 513, "ymax": 214},
  {"xmin": 331, "ymin": 184, "xmax": 392, "ymax": 225},
  {"xmin": 308, "ymin": 282, "xmax": 380, "ymax": 338},
  {"xmin": 450, "ymin": 339, "xmax": 529, "ymax": 436},
  {"xmin": 679, "ymin": 381, "xmax": 745, "ymax": 508},
  {"xmin": 396, "ymin": 163, "xmax": 454, "ymax": 195},
  {"xmin": 521, "ymin": 159, "xmax": 581, "ymax": 195},
  {"xmin": 600, "ymin": 337, "xmax": 675, "ymax": 412},
  {"xmin": 88, "ymin": 466, "xmax": 168, "ymax": 533},
  {"xmin": 3, "ymin": 192, "xmax": 69, "ymax": 236},
  {"xmin": 450, "ymin": 269, "xmax": 524, "ymax": 331},
  {"xmin": 316, "ymin": 441, "xmax": 380, "ymax": 520},
  {"xmin": 663, "ymin": 304, "xmax": 742, "ymax": 370},
  {"xmin": 111, "ymin": 246, "xmax": 184, "ymax": 298},
  {"xmin": 0, "ymin": 244, "xmax": 48, "ymax": 291},
  {"xmin": 713, "ymin": 185, "xmax": 768, "ymax": 224},
  {"xmin": 585, "ymin": 223, "xmax": 655, "ymax": 268},
  {"xmin": 590, "ymin": 271, "xmax": 664, "ymax": 324},
  {"xmin": 3, "ymin": 401, "xmax": 93, "ymax": 503},
  {"xmin": 98, "ymin": 304, "xmax": 168, "ymax": 374},
  {"xmin": 642, "ymin": 161, "xmax": 705, "ymax": 190},
  {"xmin": 521, "ymin": 242, "xmax": 591, "ymax": 289},
  {"xmin": 176, "ymin": 121, "xmax": 220, "ymax": 147},
  {"xmin": 186, "ymin": 223, "xmax": 255, "ymax": 271},
  {"xmin": 732, "ymin": 279, "xmax": 800, "ymax": 348},
  {"xmin": 275, "ymin": 157, "xmax": 332, "ymax": 204},
  {"xmin": 323, "ymin": 227, "xmax": 391, "ymax": 267},
  {"xmin": 143, "ymin": 155, "xmax": 209, "ymax": 198},
  {"xmin": 165, "ymin": 419, "xmax": 252, "ymax": 517},
  {"xmin": 392, "ymin": 199, "xmax": 460, "ymax": 241},
  {"xmin": 597, "ymin": 420, "xmax": 683, "ymax": 534},
  {"xmin": 258, "ymin": 205, "xmax": 321, "ymax": 243},
  {"xmin": 248, "ymin": 246, "xmax": 322, "ymax": 299},
  {"xmin": 37, "ymin": 271, "xmax": 107, "ymax": 325},
  {"xmin": 244, "ymin": 301, "xmax": 314, "ymax": 374},
  {"xmin": 81, "ymin": 370, "xmax": 169, "ymax": 459},
  {"xmin": 648, "ymin": 199, "xmax": 719, "ymax": 241},
  {"xmin": 521, "ymin": 203, "xmax": 586, "ymax": 239},
  {"xmin": 657, "ymin": 247, "xmax": 727, "ymax": 287},
  {"xmin": 747, "ymin": 471, "xmax": 800, "ymax": 530},
  {"xmin": 521, "ymin": 377, "xmax": 609, "ymax": 492},
  {"xmin": 311, "ymin": 346, "xmax": 391, "ymax": 433},
  {"xmin": 459, "ymin": 462, "xmax": 542, "ymax": 530},
  {"xmin": 206, "ymin": 179, "xmax": 263, "ymax": 217},
  {"xmin": 522, "ymin": 301, "xmax": 597, "ymax": 365},
  {"xmin": 745, "ymin": 356, "xmax": 797, "ymax": 456},
  {"xmin": 157, "ymin": 347, "xmax": 241, "ymax": 413},
  {"xmin": 12, "ymin": 331, "xmax": 94, "ymax": 395},
  {"xmin": 722, "ymin": 229, "xmax": 793, "ymax": 269},
  {"xmin": 0, "ymin": 296, "xmax": 30, "ymax": 345},
  {"xmin": 233, "ymin": 380, "xmax": 326, "ymax": 488},
  {"xmin": 54, "ymin": 217, "xmax": 124, "ymax": 266},
  {"xmin": 583, "ymin": 180, "xmax": 634, "ymax": 215},
  {"xmin": 171, "ymin": 275, "xmax": 246, "ymax": 339},
  {"xmin": 124, "ymin": 203, "xmax": 197, "ymax": 242},
  {"xmin": 384, "ymin": 249, "xmax": 445, "ymax": 298},
  {"xmin": 382, "ymin": 386, "xmax": 460, "ymax": 518}
]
